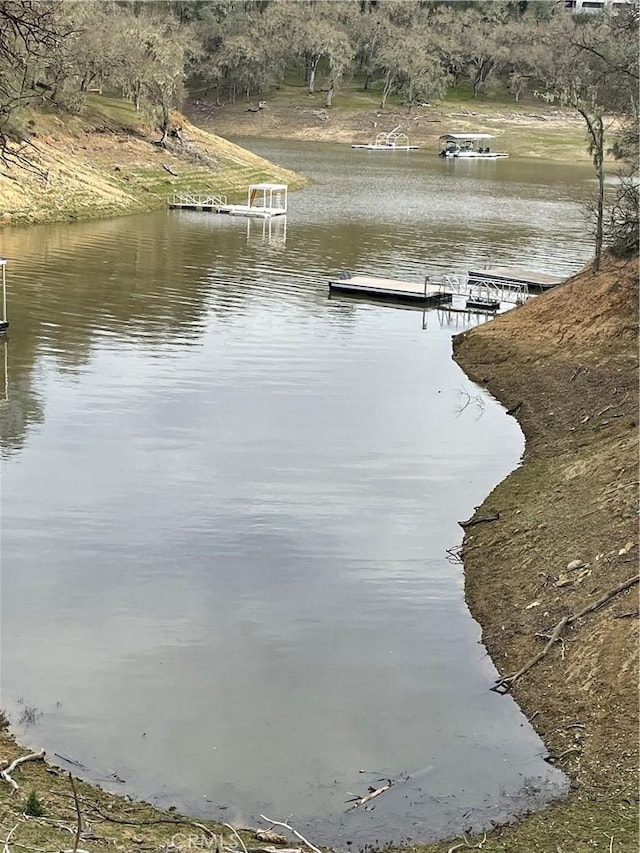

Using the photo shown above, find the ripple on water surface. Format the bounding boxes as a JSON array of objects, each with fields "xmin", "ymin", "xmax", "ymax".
[{"xmin": 0, "ymin": 143, "xmax": 591, "ymax": 843}]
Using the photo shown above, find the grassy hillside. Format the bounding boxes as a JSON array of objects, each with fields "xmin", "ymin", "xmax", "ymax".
[{"xmin": 0, "ymin": 94, "xmax": 307, "ymax": 227}]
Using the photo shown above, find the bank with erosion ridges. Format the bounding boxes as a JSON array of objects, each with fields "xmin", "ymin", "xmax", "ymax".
[
  {"xmin": 450, "ymin": 254, "xmax": 639, "ymax": 851},
  {"xmin": 0, "ymin": 102, "xmax": 306, "ymax": 227}
]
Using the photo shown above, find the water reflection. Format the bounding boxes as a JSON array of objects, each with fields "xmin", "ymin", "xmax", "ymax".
[
  {"xmin": 0, "ymin": 143, "xmax": 591, "ymax": 844},
  {"xmin": 245, "ymin": 215, "xmax": 287, "ymax": 247}
]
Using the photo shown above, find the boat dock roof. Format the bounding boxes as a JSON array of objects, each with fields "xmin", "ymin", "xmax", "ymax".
[
  {"xmin": 247, "ymin": 182, "xmax": 288, "ymax": 191},
  {"xmin": 440, "ymin": 133, "xmax": 495, "ymax": 141}
]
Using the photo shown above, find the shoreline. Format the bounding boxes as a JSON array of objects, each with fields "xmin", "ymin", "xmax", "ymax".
[
  {"xmin": 188, "ymin": 97, "xmax": 595, "ymax": 163},
  {"xmin": 449, "ymin": 254, "xmax": 639, "ymax": 851},
  {"xmin": 1, "ymin": 98, "xmax": 637, "ymax": 851},
  {"xmin": 2, "ymin": 257, "xmax": 636, "ymax": 852}
]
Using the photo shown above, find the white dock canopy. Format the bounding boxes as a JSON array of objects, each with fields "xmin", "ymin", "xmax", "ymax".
[
  {"xmin": 439, "ymin": 133, "xmax": 494, "ymax": 142},
  {"xmin": 247, "ymin": 183, "xmax": 287, "ymax": 212}
]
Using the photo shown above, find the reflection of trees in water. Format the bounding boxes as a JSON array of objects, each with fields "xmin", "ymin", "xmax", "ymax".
[
  {"xmin": 0, "ymin": 206, "xmax": 513, "ymax": 456},
  {"xmin": 0, "ymin": 214, "xmax": 233, "ymax": 456}
]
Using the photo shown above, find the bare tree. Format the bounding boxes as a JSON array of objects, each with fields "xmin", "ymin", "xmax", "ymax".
[
  {"xmin": 0, "ymin": 0, "xmax": 67, "ymax": 169},
  {"xmin": 535, "ymin": 8, "xmax": 639, "ymax": 271}
]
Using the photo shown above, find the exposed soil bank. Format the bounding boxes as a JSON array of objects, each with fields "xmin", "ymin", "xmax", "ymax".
[
  {"xmin": 189, "ymin": 94, "xmax": 594, "ymax": 162},
  {"xmin": 0, "ymin": 104, "xmax": 305, "ymax": 227},
  {"xmin": 449, "ymin": 254, "xmax": 639, "ymax": 851}
]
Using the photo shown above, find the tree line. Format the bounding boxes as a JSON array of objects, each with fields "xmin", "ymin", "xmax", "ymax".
[{"xmin": 0, "ymin": 0, "xmax": 637, "ymax": 262}]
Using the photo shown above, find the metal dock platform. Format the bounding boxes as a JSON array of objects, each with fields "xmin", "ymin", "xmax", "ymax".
[
  {"xmin": 169, "ymin": 183, "xmax": 288, "ymax": 219},
  {"xmin": 468, "ymin": 266, "xmax": 563, "ymax": 292},
  {"xmin": 328, "ymin": 274, "xmax": 453, "ymax": 306}
]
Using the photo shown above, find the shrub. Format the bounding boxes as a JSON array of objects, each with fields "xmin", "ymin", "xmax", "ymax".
[{"xmin": 24, "ymin": 791, "xmax": 45, "ymax": 817}]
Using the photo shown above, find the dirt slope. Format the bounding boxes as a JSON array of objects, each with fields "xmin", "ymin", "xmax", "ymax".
[
  {"xmin": 0, "ymin": 110, "xmax": 305, "ymax": 226},
  {"xmin": 451, "ymin": 255, "xmax": 639, "ymax": 846}
]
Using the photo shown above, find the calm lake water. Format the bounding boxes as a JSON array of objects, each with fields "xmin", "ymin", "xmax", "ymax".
[{"xmin": 0, "ymin": 143, "xmax": 593, "ymax": 845}]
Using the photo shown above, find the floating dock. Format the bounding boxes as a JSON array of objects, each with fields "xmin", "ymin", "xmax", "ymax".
[
  {"xmin": 169, "ymin": 183, "xmax": 287, "ymax": 219},
  {"xmin": 351, "ymin": 125, "xmax": 418, "ymax": 151},
  {"xmin": 468, "ymin": 266, "xmax": 563, "ymax": 292},
  {"xmin": 328, "ymin": 274, "xmax": 452, "ymax": 306}
]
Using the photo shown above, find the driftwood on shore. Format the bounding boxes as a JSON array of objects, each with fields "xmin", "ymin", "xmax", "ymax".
[
  {"xmin": 459, "ymin": 512, "xmax": 500, "ymax": 529},
  {"xmin": 345, "ymin": 778, "xmax": 394, "ymax": 812},
  {"xmin": 492, "ymin": 574, "xmax": 640, "ymax": 693},
  {"xmin": 0, "ymin": 748, "xmax": 46, "ymax": 791}
]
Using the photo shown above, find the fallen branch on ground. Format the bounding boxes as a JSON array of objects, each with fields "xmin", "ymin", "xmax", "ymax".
[
  {"xmin": 345, "ymin": 779, "xmax": 394, "ymax": 812},
  {"xmin": 224, "ymin": 824, "xmax": 247, "ymax": 853},
  {"xmin": 492, "ymin": 574, "xmax": 640, "ymax": 693},
  {"xmin": 567, "ymin": 575, "xmax": 640, "ymax": 624},
  {"xmin": 2, "ymin": 823, "xmax": 21, "ymax": 853},
  {"xmin": 259, "ymin": 815, "xmax": 321, "ymax": 853},
  {"xmin": 448, "ymin": 832, "xmax": 487, "ymax": 851},
  {"xmin": 596, "ymin": 391, "xmax": 629, "ymax": 418},
  {"xmin": 86, "ymin": 802, "xmax": 216, "ymax": 838},
  {"xmin": 68, "ymin": 774, "xmax": 82, "ymax": 853},
  {"xmin": 0, "ymin": 750, "xmax": 46, "ymax": 791},
  {"xmin": 535, "ymin": 631, "xmax": 566, "ymax": 660},
  {"xmin": 459, "ymin": 512, "xmax": 500, "ymax": 529},
  {"xmin": 544, "ymin": 746, "xmax": 581, "ymax": 763},
  {"xmin": 446, "ymin": 546, "xmax": 463, "ymax": 564}
]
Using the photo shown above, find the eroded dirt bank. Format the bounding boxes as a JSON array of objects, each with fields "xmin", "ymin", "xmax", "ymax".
[
  {"xmin": 451, "ymin": 254, "xmax": 639, "ymax": 849},
  {"xmin": 0, "ymin": 109, "xmax": 305, "ymax": 227}
]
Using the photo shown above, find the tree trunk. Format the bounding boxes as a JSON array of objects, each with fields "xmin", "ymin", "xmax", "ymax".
[
  {"xmin": 308, "ymin": 59, "xmax": 319, "ymax": 94},
  {"xmin": 579, "ymin": 108, "xmax": 605, "ymax": 272},
  {"xmin": 472, "ymin": 59, "xmax": 495, "ymax": 98},
  {"xmin": 380, "ymin": 71, "xmax": 394, "ymax": 110},
  {"xmin": 593, "ymin": 117, "xmax": 605, "ymax": 272},
  {"xmin": 158, "ymin": 105, "xmax": 170, "ymax": 147},
  {"xmin": 325, "ymin": 84, "xmax": 334, "ymax": 108}
]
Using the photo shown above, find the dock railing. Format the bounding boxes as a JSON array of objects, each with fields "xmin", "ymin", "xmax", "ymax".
[
  {"xmin": 169, "ymin": 192, "xmax": 228, "ymax": 208},
  {"xmin": 427, "ymin": 273, "xmax": 530, "ymax": 305}
]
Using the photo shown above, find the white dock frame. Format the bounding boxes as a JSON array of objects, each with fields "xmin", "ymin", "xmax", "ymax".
[
  {"xmin": 169, "ymin": 183, "xmax": 287, "ymax": 219},
  {"xmin": 429, "ymin": 273, "xmax": 531, "ymax": 305},
  {"xmin": 169, "ymin": 192, "xmax": 228, "ymax": 210}
]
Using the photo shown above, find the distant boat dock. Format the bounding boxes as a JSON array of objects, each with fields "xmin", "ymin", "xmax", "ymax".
[
  {"xmin": 352, "ymin": 125, "xmax": 419, "ymax": 151},
  {"xmin": 169, "ymin": 183, "xmax": 287, "ymax": 219}
]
